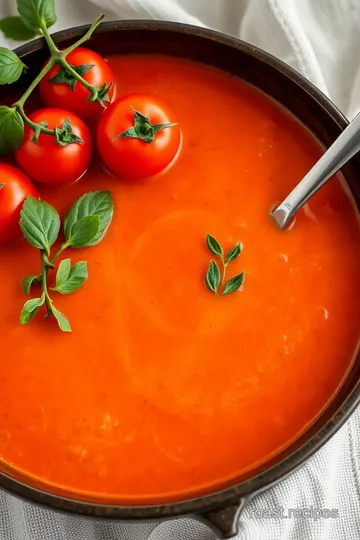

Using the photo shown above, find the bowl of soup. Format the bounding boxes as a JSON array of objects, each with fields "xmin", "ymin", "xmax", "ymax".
[{"xmin": 0, "ymin": 20, "xmax": 359, "ymax": 540}]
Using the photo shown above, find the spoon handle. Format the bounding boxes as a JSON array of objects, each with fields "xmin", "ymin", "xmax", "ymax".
[{"xmin": 271, "ymin": 111, "xmax": 360, "ymax": 228}]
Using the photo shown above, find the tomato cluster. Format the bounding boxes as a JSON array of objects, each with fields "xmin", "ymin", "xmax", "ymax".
[{"xmin": 0, "ymin": 47, "xmax": 181, "ymax": 245}]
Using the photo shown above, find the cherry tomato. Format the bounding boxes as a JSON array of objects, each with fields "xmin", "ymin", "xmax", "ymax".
[
  {"xmin": 39, "ymin": 48, "xmax": 116, "ymax": 118},
  {"xmin": 0, "ymin": 164, "xmax": 38, "ymax": 244},
  {"xmin": 15, "ymin": 108, "xmax": 92, "ymax": 186},
  {"xmin": 97, "ymin": 94, "xmax": 181, "ymax": 180}
]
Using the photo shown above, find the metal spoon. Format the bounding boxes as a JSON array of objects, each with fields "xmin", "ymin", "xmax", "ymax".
[{"xmin": 271, "ymin": 111, "xmax": 360, "ymax": 229}]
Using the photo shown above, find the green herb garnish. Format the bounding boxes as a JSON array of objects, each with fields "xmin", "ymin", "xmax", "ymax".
[
  {"xmin": 205, "ymin": 260, "xmax": 221, "ymax": 293},
  {"xmin": 223, "ymin": 272, "xmax": 245, "ymax": 295},
  {"xmin": 19, "ymin": 190, "xmax": 114, "ymax": 332},
  {"xmin": 0, "ymin": 1, "xmax": 109, "ymax": 154},
  {"xmin": 205, "ymin": 234, "xmax": 245, "ymax": 296}
]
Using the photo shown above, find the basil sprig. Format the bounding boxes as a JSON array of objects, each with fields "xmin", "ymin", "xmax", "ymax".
[
  {"xmin": 205, "ymin": 234, "xmax": 245, "ymax": 296},
  {"xmin": 19, "ymin": 191, "xmax": 114, "ymax": 332}
]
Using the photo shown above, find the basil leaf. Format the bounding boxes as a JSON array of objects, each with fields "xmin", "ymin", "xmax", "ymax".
[
  {"xmin": 49, "ymin": 63, "xmax": 94, "ymax": 91},
  {"xmin": 22, "ymin": 274, "xmax": 39, "ymax": 295},
  {"xmin": 54, "ymin": 258, "xmax": 71, "ymax": 288},
  {"xmin": 64, "ymin": 191, "xmax": 114, "ymax": 247},
  {"xmin": 17, "ymin": 0, "xmax": 56, "ymax": 31},
  {"xmin": 52, "ymin": 260, "xmax": 88, "ymax": 294},
  {"xmin": 65, "ymin": 215, "xmax": 100, "ymax": 248},
  {"xmin": 225, "ymin": 243, "xmax": 242, "ymax": 265},
  {"xmin": 19, "ymin": 196, "xmax": 60, "ymax": 255},
  {"xmin": 223, "ymin": 272, "xmax": 245, "ymax": 295},
  {"xmin": 52, "ymin": 306, "xmax": 71, "ymax": 332},
  {"xmin": 206, "ymin": 234, "xmax": 223, "ymax": 258},
  {"xmin": 0, "ymin": 16, "xmax": 39, "ymax": 40},
  {"xmin": 0, "ymin": 106, "xmax": 24, "ymax": 156},
  {"xmin": 20, "ymin": 296, "xmax": 44, "ymax": 325},
  {"xmin": 206, "ymin": 260, "xmax": 220, "ymax": 293},
  {"xmin": 0, "ymin": 47, "xmax": 25, "ymax": 84}
]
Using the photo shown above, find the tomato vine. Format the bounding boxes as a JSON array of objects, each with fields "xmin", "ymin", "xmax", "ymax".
[{"xmin": 0, "ymin": 0, "xmax": 111, "ymax": 154}]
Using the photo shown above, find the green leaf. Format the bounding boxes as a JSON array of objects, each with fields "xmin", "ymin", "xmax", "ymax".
[
  {"xmin": 64, "ymin": 191, "xmax": 114, "ymax": 247},
  {"xmin": 19, "ymin": 196, "xmax": 60, "ymax": 255},
  {"xmin": 52, "ymin": 306, "xmax": 71, "ymax": 332},
  {"xmin": 0, "ymin": 106, "xmax": 24, "ymax": 156},
  {"xmin": 49, "ymin": 63, "xmax": 94, "ymax": 91},
  {"xmin": 54, "ymin": 117, "xmax": 83, "ymax": 147},
  {"xmin": 54, "ymin": 258, "xmax": 71, "ymax": 288},
  {"xmin": 65, "ymin": 215, "xmax": 100, "ymax": 248},
  {"xmin": 17, "ymin": 0, "xmax": 56, "ymax": 32},
  {"xmin": 206, "ymin": 260, "xmax": 220, "ymax": 293},
  {"xmin": 52, "ymin": 260, "xmax": 88, "ymax": 294},
  {"xmin": 223, "ymin": 272, "xmax": 245, "ymax": 295},
  {"xmin": 0, "ymin": 47, "xmax": 25, "ymax": 84},
  {"xmin": 0, "ymin": 16, "xmax": 39, "ymax": 40},
  {"xmin": 225, "ymin": 243, "xmax": 242, "ymax": 265},
  {"xmin": 0, "ymin": 183, "xmax": 4, "ymax": 189},
  {"xmin": 20, "ymin": 296, "xmax": 44, "ymax": 325},
  {"xmin": 206, "ymin": 234, "xmax": 223, "ymax": 258},
  {"xmin": 22, "ymin": 274, "xmax": 39, "ymax": 295}
]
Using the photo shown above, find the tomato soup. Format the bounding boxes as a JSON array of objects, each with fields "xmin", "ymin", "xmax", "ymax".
[{"xmin": 0, "ymin": 54, "xmax": 359, "ymax": 503}]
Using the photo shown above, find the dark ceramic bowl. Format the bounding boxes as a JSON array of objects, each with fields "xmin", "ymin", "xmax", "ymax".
[{"xmin": 1, "ymin": 21, "xmax": 360, "ymax": 540}]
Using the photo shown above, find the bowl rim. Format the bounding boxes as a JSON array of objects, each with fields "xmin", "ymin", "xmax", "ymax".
[{"xmin": 1, "ymin": 19, "xmax": 359, "ymax": 522}]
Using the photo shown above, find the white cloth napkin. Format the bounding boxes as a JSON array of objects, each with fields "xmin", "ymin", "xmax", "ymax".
[{"xmin": 0, "ymin": 1, "xmax": 359, "ymax": 539}]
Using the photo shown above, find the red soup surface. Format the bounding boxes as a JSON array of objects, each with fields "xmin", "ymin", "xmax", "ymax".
[{"xmin": 0, "ymin": 54, "xmax": 359, "ymax": 504}]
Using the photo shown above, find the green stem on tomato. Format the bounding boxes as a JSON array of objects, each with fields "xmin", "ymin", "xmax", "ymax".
[
  {"xmin": 41, "ymin": 250, "xmax": 54, "ymax": 316},
  {"xmin": 63, "ymin": 14, "xmax": 105, "ymax": 55},
  {"xmin": 57, "ymin": 58, "xmax": 96, "ymax": 94},
  {"xmin": 41, "ymin": 12, "xmax": 106, "ymax": 102},
  {"xmin": 16, "ymin": 105, "xmax": 55, "ymax": 136},
  {"xmin": 57, "ymin": 57, "xmax": 111, "ymax": 107}
]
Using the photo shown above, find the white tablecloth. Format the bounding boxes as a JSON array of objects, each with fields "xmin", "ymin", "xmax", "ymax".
[{"xmin": 0, "ymin": 1, "xmax": 359, "ymax": 539}]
